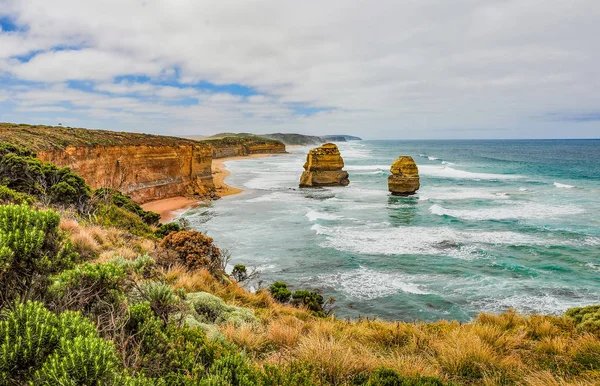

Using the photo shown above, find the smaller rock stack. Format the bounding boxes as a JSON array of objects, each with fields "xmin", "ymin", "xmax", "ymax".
[
  {"xmin": 388, "ymin": 156, "xmax": 420, "ymax": 195},
  {"xmin": 299, "ymin": 143, "xmax": 350, "ymax": 187}
]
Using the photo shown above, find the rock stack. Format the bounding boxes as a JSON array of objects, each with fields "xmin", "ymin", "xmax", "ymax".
[
  {"xmin": 299, "ymin": 143, "xmax": 350, "ymax": 187},
  {"xmin": 388, "ymin": 156, "xmax": 420, "ymax": 195}
]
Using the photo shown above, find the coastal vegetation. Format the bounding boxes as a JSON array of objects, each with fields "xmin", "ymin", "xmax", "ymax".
[
  {"xmin": 201, "ymin": 132, "xmax": 362, "ymax": 146},
  {"xmin": 0, "ymin": 137, "xmax": 598, "ymax": 385}
]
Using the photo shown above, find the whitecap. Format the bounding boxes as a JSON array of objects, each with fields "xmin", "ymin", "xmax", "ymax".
[
  {"xmin": 345, "ymin": 165, "xmax": 390, "ymax": 171},
  {"xmin": 554, "ymin": 182, "xmax": 575, "ymax": 189},
  {"xmin": 311, "ymin": 224, "xmax": 549, "ymax": 256},
  {"xmin": 318, "ymin": 266, "xmax": 430, "ymax": 299},
  {"xmin": 419, "ymin": 188, "xmax": 511, "ymax": 201},
  {"xmin": 519, "ymin": 187, "xmax": 528, "ymax": 191},
  {"xmin": 305, "ymin": 210, "xmax": 342, "ymax": 222},
  {"xmin": 418, "ymin": 165, "xmax": 522, "ymax": 180},
  {"xmin": 585, "ymin": 262, "xmax": 600, "ymax": 272},
  {"xmin": 428, "ymin": 156, "xmax": 440, "ymax": 161},
  {"xmin": 441, "ymin": 161, "xmax": 454, "ymax": 165},
  {"xmin": 428, "ymin": 202, "xmax": 584, "ymax": 221}
]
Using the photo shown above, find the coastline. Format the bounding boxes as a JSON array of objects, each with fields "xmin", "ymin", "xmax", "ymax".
[
  {"xmin": 213, "ymin": 153, "xmax": 282, "ymax": 196},
  {"xmin": 143, "ymin": 152, "xmax": 285, "ymax": 223},
  {"xmin": 141, "ymin": 196, "xmax": 200, "ymax": 223}
]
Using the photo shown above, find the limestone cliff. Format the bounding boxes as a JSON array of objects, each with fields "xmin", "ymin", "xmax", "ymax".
[
  {"xmin": 388, "ymin": 156, "xmax": 420, "ymax": 195},
  {"xmin": 201, "ymin": 137, "xmax": 286, "ymax": 158},
  {"xmin": 299, "ymin": 143, "xmax": 349, "ymax": 187},
  {"xmin": 0, "ymin": 123, "xmax": 216, "ymax": 203}
]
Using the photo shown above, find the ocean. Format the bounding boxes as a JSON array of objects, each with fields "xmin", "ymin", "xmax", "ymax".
[{"xmin": 181, "ymin": 139, "xmax": 600, "ymax": 322}]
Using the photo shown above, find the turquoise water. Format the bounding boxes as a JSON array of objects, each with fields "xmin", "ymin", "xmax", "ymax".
[{"xmin": 182, "ymin": 140, "xmax": 600, "ymax": 322}]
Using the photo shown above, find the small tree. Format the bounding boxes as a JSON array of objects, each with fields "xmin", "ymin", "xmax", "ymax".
[{"xmin": 231, "ymin": 264, "xmax": 248, "ymax": 282}]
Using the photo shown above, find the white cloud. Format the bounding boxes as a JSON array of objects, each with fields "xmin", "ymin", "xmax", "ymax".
[{"xmin": 1, "ymin": 0, "xmax": 599, "ymax": 138}]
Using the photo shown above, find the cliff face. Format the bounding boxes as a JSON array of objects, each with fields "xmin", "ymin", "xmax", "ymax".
[
  {"xmin": 204, "ymin": 137, "xmax": 286, "ymax": 159},
  {"xmin": 0, "ymin": 123, "xmax": 218, "ymax": 204},
  {"xmin": 38, "ymin": 144, "xmax": 216, "ymax": 203},
  {"xmin": 388, "ymin": 156, "xmax": 420, "ymax": 196},
  {"xmin": 299, "ymin": 143, "xmax": 349, "ymax": 187}
]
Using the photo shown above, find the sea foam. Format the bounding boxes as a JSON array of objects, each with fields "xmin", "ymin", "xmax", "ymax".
[
  {"xmin": 418, "ymin": 165, "xmax": 522, "ymax": 180},
  {"xmin": 311, "ymin": 223, "xmax": 549, "ymax": 256},
  {"xmin": 554, "ymin": 182, "xmax": 575, "ymax": 189},
  {"xmin": 305, "ymin": 210, "xmax": 342, "ymax": 222},
  {"xmin": 428, "ymin": 202, "xmax": 584, "ymax": 221},
  {"xmin": 318, "ymin": 266, "xmax": 430, "ymax": 299}
]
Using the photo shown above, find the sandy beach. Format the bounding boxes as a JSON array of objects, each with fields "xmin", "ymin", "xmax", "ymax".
[
  {"xmin": 141, "ymin": 196, "xmax": 200, "ymax": 223},
  {"xmin": 142, "ymin": 153, "xmax": 283, "ymax": 223}
]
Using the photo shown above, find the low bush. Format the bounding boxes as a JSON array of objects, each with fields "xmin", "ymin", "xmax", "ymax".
[
  {"xmin": 0, "ymin": 301, "xmax": 128, "ymax": 385},
  {"xmin": 185, "ymin": 291, "xmax": 258, "ymax": 327},
  {"xmin": 158, "ymin": 230, "xmax": 224, "ymax": 273},
  {"xmin": 155, "ymin": 222, "xmax": 181, "ymax": 239},
  {"xmin": 292, "ymin": 290, "xmax": 325, "ymax": 317},
  {"xmin": 269, "ymin": 282, "xmax": 292, "ymax": 303},
  {"xmin": 0, "ymin": 204, "xmax": 77, "ymax": 305},
  {"xmin": 0, "ymin": 143, "xmax": 90, "ymax": 206},
  {"xmin": 366, "ymin": 367, "xmax": 454, "ymax": 386},
  {"xmin": 0, "ymin": 185, "xmax": 34, "ymax": 205},
  {"xmin": 95, "ymin": 188, "xmax": 160, "ymax": 226},
  {"xmin": 94, "ymin": 203, "xmax": 155, "ymax": 238},
  {"xmin": 565, "ymin": 304, "xmax": 600, "ymax": 333}
]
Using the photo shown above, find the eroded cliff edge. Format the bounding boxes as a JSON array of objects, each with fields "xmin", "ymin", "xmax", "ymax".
[
  {"xmin": 0, "ymin": 123, "xmax": 216, "ymax": 203},
  {"xmin": 200, "ymin": 136, "xmax": 287, "ymax": 158}
]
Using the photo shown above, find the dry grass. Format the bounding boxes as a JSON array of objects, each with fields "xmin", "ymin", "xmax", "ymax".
[
  {"xmin": 60, "ymin": 217, "xmax": 155, "ymax": 261},
  {"xmin": 293, "ymin": 333, "xmax": 378, "ymax": 384},
  {"xmin": 70, "ymin": 240, "xmax": 595, "ymax": 386}
]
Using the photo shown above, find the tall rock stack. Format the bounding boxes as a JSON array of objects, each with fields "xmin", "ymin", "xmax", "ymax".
[
  {"xmin": 299, "ymin": 143, "xmax": 350, "ymax": 187},
  {"xmin": 388, "ymin": 156, "xmax": 420, "ymax": 195}
]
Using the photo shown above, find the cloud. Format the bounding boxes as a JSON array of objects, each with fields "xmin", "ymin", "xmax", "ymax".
[{"xmin": 1, "ymin": 0, "xmax": 599, "ymax": 138}]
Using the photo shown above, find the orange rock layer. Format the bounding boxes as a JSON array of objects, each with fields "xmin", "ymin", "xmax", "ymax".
[
  {"xmin": 38, "ymin": 144, "xmax": 216, "ymax": 204},
  {"xmin": 388, "ymin": 156, "xmax": 420, "ymax": 195},
  {"xmin": 299, "ymin": 143, "xmax": 349, "ymax": 187}
]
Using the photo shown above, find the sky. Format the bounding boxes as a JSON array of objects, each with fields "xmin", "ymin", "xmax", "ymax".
[{"xmin": 0, "ymin": 0, "xmax": 599, "ymax": 139}]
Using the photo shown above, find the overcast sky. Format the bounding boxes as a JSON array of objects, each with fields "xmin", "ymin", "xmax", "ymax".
[{"xmin": 1, "ymin": 0, "xmax": 599, "ymax": 139}]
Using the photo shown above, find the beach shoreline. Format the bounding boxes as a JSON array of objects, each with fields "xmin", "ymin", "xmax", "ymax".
[{"xmin": 142, "ymin": 152, "xmax": 285, "ymax": 223}]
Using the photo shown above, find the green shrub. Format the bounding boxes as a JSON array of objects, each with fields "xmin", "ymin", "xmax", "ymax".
[
  {"xmin": 269, "ymin": 282, "xmax": 291, "ymax": 303},
  {"xmin": 259, "ymin": 363, "xmax": 317, "ymax": 386},
  {"xmin": 0, "ymin": 302, "xmax": 59, "ymax": 383},
  {"xmin": 203, "ymin": 352, "xmax": 258, "ymax": 385},
  {"xmin": 155, "ymin": 222, "xmax": 181, "ymax": 238},
  {"xmin": 0, "ymin": 301, "xmax": 125, "ymax": 385},
  {"xmin": 34, "ymin": 335, "xmax": 121, "ymax": 385},
  {"xmin": 292, "ymin": 290, "xmax": 325, "ymax": 316},
  {"xmin": 366, "ymin": 367, "xmax": 453, "ymax": 386},
  {"xmin": 0, "ymin": 204, "xmax": 77, "ymax": 304},
  {"xmin": 96, "ymin": 188, "xmax": 161, "ymax": 226},
  {"xmin": 142, "ymin": 281, "xmax": 181, "ymax": 324},
  {"xmin": 565, "ymin": 305, "xmax": 600, "ymax": 333},
  {"xmin": 185, "ymin": 292, "xmax": 258, "ymax": 327},
  {"xmin": 0, "ymin": 185, "xmax": 34, "ymax": 205},
  {"xmin": 0, "ymin": 143, "xmax": 90, "ymax": 205},
  {"xmin": 49, "ymin": 261, "xmax": 128, "ymax": 316},
  {"xmin": 95, "ymin": 203, "xmax": 155, "ymax": 238},
  {"xmin": 231, "ymin": 264, "xmax": 248, "ymax": 282}
]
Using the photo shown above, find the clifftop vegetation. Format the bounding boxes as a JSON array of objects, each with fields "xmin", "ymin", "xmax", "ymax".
[
  {"xmin": 0, "ymin": 122, "xmax": 204, "ymax": 152},
  {"xmin": 0, "ymin": 138, "xmax": 598, "ymax": 385}
]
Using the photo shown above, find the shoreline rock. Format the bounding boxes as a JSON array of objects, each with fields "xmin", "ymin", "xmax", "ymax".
[
  {"xmin": 299, "ymin": 143, "xmax": 349, "ymax": 187},
  {"xmin": 388, "ymin": 156, "xmax": 420, "ymax": 195}
]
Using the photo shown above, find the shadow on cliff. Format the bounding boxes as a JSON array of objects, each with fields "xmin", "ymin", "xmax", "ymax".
[{"xmin": 386, "ymin": 195, "xmax": 419, "ymax": 225}]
